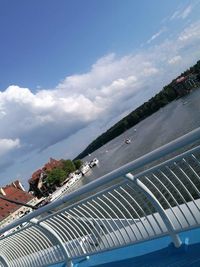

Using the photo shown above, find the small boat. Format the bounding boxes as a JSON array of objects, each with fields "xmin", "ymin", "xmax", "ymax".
[
  {"xmin": 125, "ymin": 138, "xmax": 131, "ymax": 144},
  {"xmin": 75, "ymin": 171, "xmax": 82, "ymax": 179},
  {"xmin": 89, "ymin": 158, "xmax": 99, "ymax": 167},
  {"xmin": 80, "ymin": 163, "xmax": 90, "ymax": 175}
]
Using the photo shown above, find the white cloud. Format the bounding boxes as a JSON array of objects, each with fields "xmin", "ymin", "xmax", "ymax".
[
  {"xmin": 147, "ymin": 28, "xmax": 166, "ymax": 44},
  {"xmin": 170, "ymin": 4, "xmax": 193, "ymax": 20},
  {"xmin": 178, "ymin": 21, "xmax": 200, "ymax": 43},
  {"xmin": 0, "ymin": 19, "xmax": 200, "ymax": 175},
  {"xmin": 0, "ymin": 138, "xmax": 20, "ymax": 157},
  {"xmin": 0, "ymin": 54, "xmax": 160, "ymax": 157},
  {"xmin": 168, "ymin": 55, "xmax": 182, "ymax": 65},
  {"xmin": 181, "ymin": 5, "xmax": 192, "ymax": 19}
]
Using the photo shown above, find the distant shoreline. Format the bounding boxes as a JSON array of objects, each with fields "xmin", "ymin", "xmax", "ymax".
[{"xmin": 75, "ymin": 60, "xmax": 200, "ymax": 160}]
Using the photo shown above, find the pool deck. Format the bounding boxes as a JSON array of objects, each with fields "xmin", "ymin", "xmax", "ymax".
[{"xmin": 51, "ymin": 227, "xmax": 200, "ymax": 267}]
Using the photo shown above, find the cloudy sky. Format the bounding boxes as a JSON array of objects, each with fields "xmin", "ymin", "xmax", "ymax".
[{"xmin": 0, "ymin": 0, "xmax": 200, "ymax": 188}]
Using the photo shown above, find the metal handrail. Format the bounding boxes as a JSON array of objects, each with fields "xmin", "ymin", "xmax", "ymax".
[
  {"xmin": 0, "ymin": 127, "xmax": 200, "ymax": 267},
  {"xmin": 1, "ymin": 127, "xmax": 200, "ymax": 235}
]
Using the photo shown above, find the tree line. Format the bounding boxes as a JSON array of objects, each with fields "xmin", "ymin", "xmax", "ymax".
[{"xmin": 75, "ymin": 59, "xmax": 200, "ymax": 159}]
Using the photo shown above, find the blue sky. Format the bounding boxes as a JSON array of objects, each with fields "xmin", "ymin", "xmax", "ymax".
[
  {"xmin": 0, "ymin": 0, "xmax": 200, "ymax": 188},
  {"xmin": 0, "ymin": 0, "xmax": 191, "ymax": 90}
]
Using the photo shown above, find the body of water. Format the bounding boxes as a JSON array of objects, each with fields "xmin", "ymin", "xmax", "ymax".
[{"xmin": 74, "ymin": 89, "xmax": 200, "ymax": 188}]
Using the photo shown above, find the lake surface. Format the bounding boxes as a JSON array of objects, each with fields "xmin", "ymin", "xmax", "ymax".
[{"xmin": 75, "ymin": 88, "xmax": 200, "ymax": 188}]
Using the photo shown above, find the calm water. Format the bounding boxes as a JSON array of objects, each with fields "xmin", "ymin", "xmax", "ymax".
[{"xmin": 74, "ymin": 89, "xmax": 200, "ymax": 188}]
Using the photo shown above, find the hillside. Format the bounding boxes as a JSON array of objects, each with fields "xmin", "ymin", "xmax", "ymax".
[{"xmin": 75, "ymin": 60, "xmax": 200, "ymax": 160}]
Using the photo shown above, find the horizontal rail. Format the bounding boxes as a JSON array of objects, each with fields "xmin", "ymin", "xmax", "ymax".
[
  {"xmin": 0, "ymin": 127, "xmax": 200, "ymax": 267},
  {"xmin": 1, "ymin": 127, "xmax": 200, "ymax": 236}
]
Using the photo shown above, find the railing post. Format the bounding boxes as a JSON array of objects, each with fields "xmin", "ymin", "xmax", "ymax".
[
  {"xmin": 0, "ymin": 256, "xmax": 9, "ymax": 267},
  {"xmin": 30, "ymin": 218, "xmax": 73, "ymax": 267},
  {"xmin": 125, "ymin": 173, "xmax": 182, "ymax": 248}
]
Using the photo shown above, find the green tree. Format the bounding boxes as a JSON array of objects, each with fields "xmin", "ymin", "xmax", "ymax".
[
  {"xmin": 61, "ymin": 159, "xmax": 76, "ymax": 175},
  {"xmin": 73, "ymin": 159, "xmax": 82, "ymax": 170},
  {"xmin": 46, "ymin": 167, "xmax": 66, "ymax": 186}
]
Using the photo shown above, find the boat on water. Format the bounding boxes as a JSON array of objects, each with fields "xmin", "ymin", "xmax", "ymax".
[
  {"xmin": 89, "ymin": 158, "xmax": 99, "ymax": 167},
  {"xmin": 80, "ymin": 162, "xmax": 90, "ymax": 175},
  {"xmin": 48, "ymin": 172, "xmax": 83, "ymax": 202},
  {"xmin": 48, "ymin": 190, "xmax": 62, "ymax": 202},
  {"xmin": 125, "ymin": 138, "xmax": 131, "ymax": 144},
  {"xmin": 75, "ymin": 170, "xmax": 82, "ymax": 179}
]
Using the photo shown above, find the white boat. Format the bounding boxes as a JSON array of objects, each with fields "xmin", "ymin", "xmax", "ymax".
[
  {"xmin": 75, "ymin": 172, "xmax": 82, "ymax": 179},
  {"xmin": 48, "ymin": 172, "xmax": 83, "ymax": 202},
  {"xmin": 80, "ymin": 163, "xmax": 90, "ymax": 175},
  {"xmin": 48, "ymin": 189, "xmax": 63, "ymax": 202},
  {"xmin": 125, "ymin": 138, "xmax": 131, "ymax": 144},
  {"xmin": 89, "ymin": 158, "xmax": 99, "ymax": 167}
]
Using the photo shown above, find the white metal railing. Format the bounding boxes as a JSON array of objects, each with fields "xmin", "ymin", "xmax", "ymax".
[{"xmin": 0, "ymin": 127, "xmax": 200, "ymax": 267}]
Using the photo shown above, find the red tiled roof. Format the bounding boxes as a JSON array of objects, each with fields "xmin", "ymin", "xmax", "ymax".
[
  {"xmin": 28, "ymin": 169, "xmax": 43, "ymax": 183},
  {"xmin": 42, "ymin": 158, "xmax": 62, "ymax": 172},
  {"xmin": 0, "ymin": 181, "xmax": 33, "ymax": 220},
  {"xmin": 13, "ymin": 180, "xmax": 21, "ymax": 190},
  {"xmin": 29, "ymin": 158, "xmax": 62, "ymax": 184}
]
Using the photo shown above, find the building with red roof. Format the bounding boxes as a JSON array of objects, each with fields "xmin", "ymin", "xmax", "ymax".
[
  {"xmin": 42, "ymin": 158, "xmax": 62, "ymax": 172},
  {"xmin": 28, "ymin": 158, "xmax": 63, "ymax": 197},
  {"xmin": 0, "ymin": 180, "xmax": 34, "ymax": 223},
  {"xmin": 173, "ymin": 74, "xmax": 200, "ymax": 96}
]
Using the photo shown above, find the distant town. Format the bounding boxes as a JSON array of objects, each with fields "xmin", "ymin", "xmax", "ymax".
[{"xmin": 0, "ymin": 157, "xmax": 99, "ymax": 230}]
